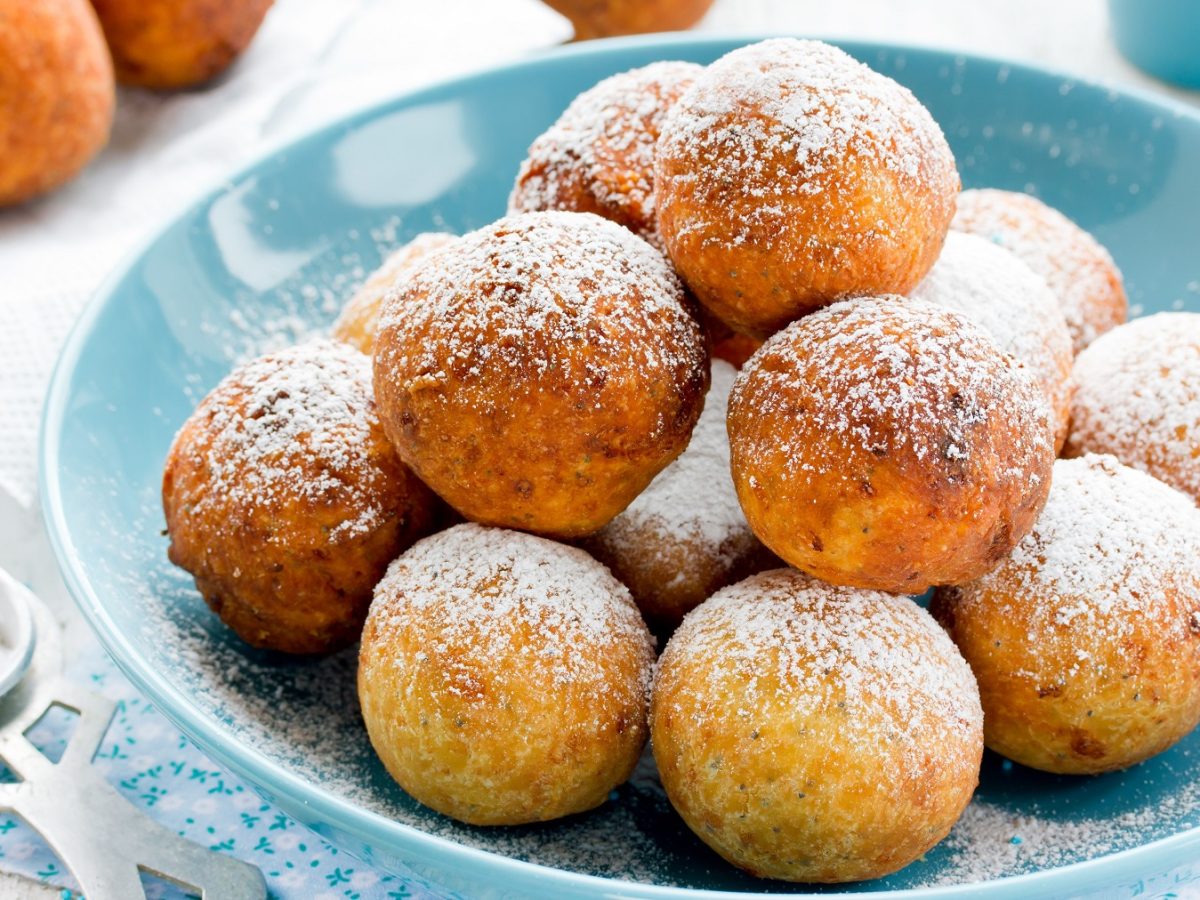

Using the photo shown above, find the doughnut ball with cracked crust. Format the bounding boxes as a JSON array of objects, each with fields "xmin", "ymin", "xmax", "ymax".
[
  {"xmin": 655, "ymin": 38, "xmax": 959, "ymax": 339},
  {"xmin": 953, "ymin": 188, "xmax": 1127, "ymax": 353},
  {"xmin": 509, "ymin": 62, "xmax": 701, "ymax": 250},
  {"xmin": 1065, "ymin": 313, "xmax": 1200, "ymax": 503},
  {"xmin": 162, "ymin": 340, "xmax": 436, "ymax": 654},
  {"xmin": 583, "ymin": 361, "xmax": 776, "ymax": 633},
  {"xmin": 541, "ymin": 0, "xmax": 715, "ymax": 40},
  {"xmin": 332, "ymin": 232, "xmax": 457, "ymax": 356},
  {"xmin": 912, "ymin": 231, "xmax": 1075, "ymax": 451},
  {"xmin": 0, "ymin": 0, "xmax": 114, "ymax": 206},
  {"xmin": 90, "ymin": 0, "xmax": 274, "ymax": 89},
  {"xmin": 373, "ymin": 211, "xmax": 709, "ymax": 539},
  {"xmin": 358, "ymin": 523, "xmax": 655, "ymax": 825},
  {"xmin": 728, "ymin": 297, "xmax": 1055, "ymax": 593},
  {"xmin": 932, "ymin": 455, "xmax": 1200, "ymax": 774},
  {"xmin": 652, "ymin": 569, "xmax": 983, "ymax": 883}
]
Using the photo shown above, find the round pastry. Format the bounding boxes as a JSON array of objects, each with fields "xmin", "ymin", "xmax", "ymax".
[
  {"xmin": 583, "ymin": 361, "xmax": 775, "ymax": 632},
  {"xmin": 1065, "ymin": 312, "xmax": 1200, "ymax": 503},
  {"xmin": 358, "ymin": 523, "xmax": 655, "ymax": 826},
  {"xmin": 509, "ymin": 61, "xmax": 701, "ymax": 250},
  {"xmin": 0, "ymin": 0, "xmax": 114, "ymax": 206},
  {"xmin": 728, "ymin": 296, "xmax": 1055, "ymax": 593},
  {"xmin": 655, "ymin": 38, "xmax": 959, "ymax": 338},
  {"xmin": 162, "ymin": 339, "xmax": 436, "ymax": 654},
  {"xmin": 911, "ymin": 231, "xmax": 1075, "ymax": 451},
  {"xmin": 332, "ymin": 232, "xmax": 456, "ymax": 356},
  {"xmin": 540, "ymin": 0, "xmax": 715, "ymax": 40},
  {"xmin": 652, "ymin": 569, "xmax": 983, "ymax": 883},
  {"xmin": 952, "ymin": 188, "xmax": 1127, "ymax": 353},
  {"xmin": 372, "ymin": 210, "xmax": 709, "ymax": 539},
  {"xmin": 932, "ymin": 455, "xmax": 1200, "ymax": 774}
]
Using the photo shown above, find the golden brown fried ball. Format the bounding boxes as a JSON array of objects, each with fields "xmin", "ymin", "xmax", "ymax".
[
  {"xmin": 583, "ymin": 361, "xmax": 776, "ymax": 633},
  {"xmin": 358, "ymin": 523, "xmax": 655, "ymax": 826},
  {"xmin": 953, "ymin": 188, "xmax": 1127, "ymax": 354},
  {"xmin": 932, "ymin": 455, "xmax": 1200, "ymax": 774},
  {"xmin": 162, "ymin": 340, "xmax": 436, "ymax": 654},
  {"xmin": 332, "ymin": 232, "xmax": 457, "ymax": 356},
  {"xmin": 728, "ymin": 297, "xmax": 1055, "ymax": 593},
  {"xmin": 700, "ymin": 308, "xmax": 762, "ymax": 368},
  {"xmin": 541, "ymin": 0, "xmax": 715, "ymax": 40},
  {"xmin": 655, "ymin": 38, "xmax": 959, "ymax": 338},
  {"xmin": 90, "ymin": 0, "xmax": 273, "ymax": 89},
  {"xmin": 912, "ymin": 231, "xmax": 1075, "ymax": 451},
  {"xmin": 509, "ymin": 62, "xmax": 701, "ymax": 250},
  {"xmin": 652, "ymin": 569, "xmax": 983, "ymax": 883},
  {"xmin": 0, "ymin": 0, "xmax": 113, "ymax": 206},
  {"xmin": 1065, "ymin": 313, "xmax": 1200, "ymax": 503},
  {"xmin": 373, "ymin": 210, "xmax": 709, "ymax": 539}
]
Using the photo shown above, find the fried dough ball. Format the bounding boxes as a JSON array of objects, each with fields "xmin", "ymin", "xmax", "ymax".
[
  {"xmin": 90, "ymin": 0, "xmax": 274, "ymax": 89},
  {"xmin": 912, "ymin": 231, "xmax": 1075, "ymax": 451},
  {"xmin": 728, "ymin": 297, "xmax": 1055, "ymax": 593},
  {"xmin": 332, "ymin": 232, "xmax": 456, "ymax": 355},
  {"xmin": 509, "ymin": 62, "xmax": 701, "ymax": 250},
  {"xmin": 541, "ymin": 0, "xmax": 715, "ymax": 40},
  {"xmin": 652, "ymin": 569, "xmax": 983, "ymax": 883},
  {"xmin": 1065, "ymin": 313, "xmax": 1200, "ymax": 503},
  {"xmin": 358, "ymin": 523, "xmax": 655, "ymax": 825},
  {"xmin": 373, "ymin": 211, "xmax": 709, "ymax": 539},
  {"xmin": 583, "ymin": 361, "xmax": 775, "ymax": 633},
  {"xmin": 932, "ymin": 455, "xmax": 1200, "ymax": 774},
  {"xmin": 162, "ymin": 340, "xmax": 436, "ymax": 654},
  {"xmin": 953, "ymin": 188, "xmax": 1127, "ymax": 353},
  {"xmin": 0, "ymin": 0, "xmax": 114, "ymax": 206},
  {"xmin": 655, "ymin": 38, "xmax": 959, "ymax": 338}
]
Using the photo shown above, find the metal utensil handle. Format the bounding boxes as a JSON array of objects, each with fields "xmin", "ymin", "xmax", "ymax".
[
  {"xmin": 0, "ymin": 578, "xmax": 265, "ymax": 900},
  {"xmin": 0, "ymin": 677, "xmax": 266, "ymax": 900}
]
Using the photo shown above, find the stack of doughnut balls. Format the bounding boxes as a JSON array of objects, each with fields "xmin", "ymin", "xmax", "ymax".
[{"xmin": 161, "ymin": 39, "xmax": 1200, "ymax": 884}]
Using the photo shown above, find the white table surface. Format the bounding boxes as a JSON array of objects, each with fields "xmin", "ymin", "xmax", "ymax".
[{"xmin": 0, "ymin": 0, "xmax": 1197, "ymax": 897}]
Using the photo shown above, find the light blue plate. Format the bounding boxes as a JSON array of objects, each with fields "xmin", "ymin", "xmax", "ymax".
[{"xmin": 40, "ymin": 35, "xmax": 1200, "ymax": 899}]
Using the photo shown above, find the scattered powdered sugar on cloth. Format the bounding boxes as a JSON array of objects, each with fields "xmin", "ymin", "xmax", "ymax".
[{"xmin": 1067, "ymin": 312, "xmax": 1200, "ymax": 500}]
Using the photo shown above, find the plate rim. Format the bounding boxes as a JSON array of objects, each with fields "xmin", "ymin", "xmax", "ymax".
[{"xmin": 38, "ymin": 31, "xmax": 1200, "ymax": 899}]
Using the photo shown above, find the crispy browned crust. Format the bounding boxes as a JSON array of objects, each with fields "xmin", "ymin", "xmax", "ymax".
[
  {"xmin": 0, "ymin": 0, "xmax": 113, "ymax": 205},
  {"xmin": 372, "ymin": 213, "xmax": 710, "ymax": 539},
  {"xmin": 162, "ymin": 349, "xmax": 436, "ymax": 655},
  {"xmin": 728, "ymin": 299, "xmax": 1055, "ymax": 593},
  {"xmin": 90, "ymin": 0, "xmax": 273, "ymax": 89}
]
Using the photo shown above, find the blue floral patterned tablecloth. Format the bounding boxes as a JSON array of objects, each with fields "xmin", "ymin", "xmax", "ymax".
[{"xmin": 0, "ymin": 642, "xmax": 448, "ymax": 900}]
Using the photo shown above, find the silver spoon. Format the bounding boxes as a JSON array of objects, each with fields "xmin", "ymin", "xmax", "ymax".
[{"xmin": 0, "ymin": 568, "xmax": 266, "ymax": 900}]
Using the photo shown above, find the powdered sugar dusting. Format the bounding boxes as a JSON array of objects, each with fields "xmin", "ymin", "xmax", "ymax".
[
  {"xmin": 364, "ymin": 523, "xmax": 654, "ymax": 696},
  {"xmin": 912, "ymin": 231, "xmax": 1074, "ymax": 443},
  {"xmin": 173, "ymin": 339, "xmax": 389, "ymax": 541},
  {"xmin": 658, "ymin": 570, "xmax": 982, "ymax": 759},
  {"xmin": 1067, "ymin": 312, "xmax": 1200, "ymax": 501},
  {"xmin": 656, "ymin": 38, "xmax": 956, "ymax": 251},
  {"xmin": 375, "ymin": 211, "xmax": 704, "ymax": 422},
  {"xmin": 953, "ymin": 188, "xmax": 1127, "ymax": 352},
  {"xmin": 586, "ymin": 361, "xmax": 762, "ymax": 596},
  {"xmin": 508, "ymin": 61, "xmax": 701, "ymax": 249},
  {"xmin": 955, "ymin": 455, "xmax": 1200, "ymax": 647},
  {"xmin": 736, "ymin": 296, "xmax": 1052, "ymax": 470}
]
